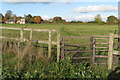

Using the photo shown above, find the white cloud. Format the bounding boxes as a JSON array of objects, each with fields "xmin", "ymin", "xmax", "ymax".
[
  {"xmin": 63, "ymin": 15, "xmax": 108, "ymax": 22},
  {"xmin": 73, "ymin": 5, "xmax": 118, "ymax": 13},
  {"xmin": 42, "ymin": 15, "xmax": 51, "ymax": 20}
]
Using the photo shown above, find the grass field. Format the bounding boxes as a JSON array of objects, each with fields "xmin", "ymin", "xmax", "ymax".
[
  {"xmin": 1, "ymin": 23, "xmax": 118, "ymax": 43},
  {"xmin": 2, "ymin": 23, "xmax": 118, "ymax": 36},
  {"xmin": 1, "ymin": 23, "xmax": 120, "ymax": 79}
]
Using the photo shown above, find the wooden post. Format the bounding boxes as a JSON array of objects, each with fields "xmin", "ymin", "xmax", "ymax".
[
  {"xmin": 30, "ymin": 28, "xmax": 33, "ymax": 40},
  {"xmin": 61, "ymin": 37, "xmax": 65, "ymax": 60},
  {"xmin": 90, "ymin": 36, "xmax": 93, "ymax": 64},
  {"xmin": 20, "ymin": 28, "xmax": 23, "ymax": 41},
  {"xmin": 57, "ymin": 30, "xmax": 60, "ymax": 62},
  {"xmin": 108, "ymin": 33, "xmax": 114, "ymax": 70},
  {"xmin": 48, "ymin": 30, "xmax": 52, "ymax": 58},
  {"xmin": 118, "ymin": 38, "xmax": 120, "ymax": 51},
  {"xmin": 17, "ymin": 41, "xmax": 20, "ymax": 71},
  {"xmin": 92, "ymin": 38, "xmax": 96, "ymax": 64}
]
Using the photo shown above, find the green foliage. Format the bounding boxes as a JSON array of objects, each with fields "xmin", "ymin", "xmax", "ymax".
[
  {"xmin": 52, "ymin": 17, "xmax": 66, "ymax": 23},
  {"xmin": 25, "ymin": 14, "xmax": 33, "ymax": 23},
  {"xmin": 94, "ymin": 14, "xmax": 102, "ymax": 23},
  {"xmin": 4, "ymin": 10, "xmax": 12, "ymax": 20},
  {"xmin": 87, "ymin": 21, "xmax": 106, "ymax": 25},
  {"xmin": 70, "ymin": 21, "xmax": 83, "ymax": 23},
  {"xmin": 2, "ymin": 55, "xmax": 109, "ymax": 79},
  {"xmin": 106, "ymin": 15, "xmax": 118, "ymax": 24}
]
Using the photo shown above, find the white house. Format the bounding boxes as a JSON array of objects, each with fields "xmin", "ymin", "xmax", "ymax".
[{"xmin": 16, "ymin": 19, "xmax": 26, "ymax": 24}]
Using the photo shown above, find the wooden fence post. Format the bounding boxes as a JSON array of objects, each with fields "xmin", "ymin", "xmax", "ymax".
[
  {"xmin": 92, "ymin": 38, "xmax": 96, "ymax": 64},
  {"xmin": 108, "ymin": 33, "xmax": 114, "ymax": 70},
  {"xmin": 57, "ymin": 30, "xmax": 60, "ymax": 62},
  {"xmin": 20, "ymin": 28, "xmax": 23, "ymax": 41},
  {"xmin": 61, "ymin": 37, "xmax": 65, "ymax": 60},
  {"xmin": 90, "ymin": 36, "xmax": 94, "ymax": 64},
  {"xmin": 30, "ymin": 28, "xmax": 33, "ymax": 40},
  {"xmin": 48, "ymin": 30, "xmax": 52, "ymax": 58},
  {"xmin": 17, "ymin": 41, "xmax": 20, "ymax": 71}
]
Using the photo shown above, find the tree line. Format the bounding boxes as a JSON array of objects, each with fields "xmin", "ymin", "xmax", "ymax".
[{"xmin": 0, "ymin": 10, "xmax": 119, "ymax": 24}]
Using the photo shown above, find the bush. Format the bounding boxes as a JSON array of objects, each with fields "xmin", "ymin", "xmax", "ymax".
[{"xmin": 2, "ymin": 56, "xmax": 109, "ymax": 79}]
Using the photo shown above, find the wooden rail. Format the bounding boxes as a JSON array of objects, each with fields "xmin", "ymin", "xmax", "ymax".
[{"xmin": 0, "ymin": 27, "xmax": 60, "ymax": 62}]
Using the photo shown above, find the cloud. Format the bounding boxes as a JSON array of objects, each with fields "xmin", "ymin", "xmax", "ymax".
[
  {"xmin": 73, "ymin": 5, "xmax": 118, "ymax": 13},
  {"xmin": 63, "ymin": 15, "xmax": 108, "ymax": 22},
  {"xmin": 42, "ymin": 15, "xmax": 51, "ymax": 20}
]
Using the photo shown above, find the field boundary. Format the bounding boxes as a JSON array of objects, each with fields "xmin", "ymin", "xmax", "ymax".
[
  {"xmin": 61, "ymin": 34, "xmax": 120, "ymax": 70},
  {"xmin": 0, "ymin": 27, "xmax": 60, "ymax": 62}
]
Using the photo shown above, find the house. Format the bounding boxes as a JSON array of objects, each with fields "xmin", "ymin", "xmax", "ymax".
[
  {"xmin": 6, "ymin": 18, "xmax": 26, "ymax": 24},
  {"xmin": 6, "ymin": 19, "xmax": 16, "ymax": 24},
  {"xmin": 16, "ymin": 18, "xmax": 26, "ymax": 24}
]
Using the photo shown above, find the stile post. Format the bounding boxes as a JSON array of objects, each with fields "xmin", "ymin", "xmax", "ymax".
[
  {"xmin": 57, "ymin": 30, "xmax": 60, "ymax": 62},
  {"xmin": 48, "ymin": 30, "xmax": 52, "ymax": 58},
  {"xmin": 30, "ymin": 28, "xmax": 33, "ymax": 40},
  {"xmin": 108, "ymin": 33, "xmax": 114, "ymax": 70}
]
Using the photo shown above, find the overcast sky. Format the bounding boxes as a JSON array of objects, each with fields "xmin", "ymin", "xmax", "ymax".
[{"xmin": 0, "ymin": 1, "xmax": 118, "ymax": 22}]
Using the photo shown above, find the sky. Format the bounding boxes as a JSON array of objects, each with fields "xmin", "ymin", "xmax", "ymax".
[{"xmin": 0, "ymin": 1, "xmax": 118, "ymax": 22}]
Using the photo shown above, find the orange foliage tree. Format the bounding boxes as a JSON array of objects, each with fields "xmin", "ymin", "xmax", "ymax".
[{"xmin": 34, "ymin": 16, "xmax": 42, "ymax": 24}]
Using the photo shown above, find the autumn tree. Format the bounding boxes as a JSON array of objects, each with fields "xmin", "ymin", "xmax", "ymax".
[
  {"xmin": 0, "ymin": 13, "xmax": 4, "ymax": 22},
  {"xmin": 34, "ymin": 16, "xmax": 43, "ymax": 24},
  {"xmin": 106, "ymin": 15, "xmax": 118, "ymax": 24},
  {"xmin": 16, "ymin": 16, "xmax": 22, "ymax": 19},
  {"xmin": 94, "ymin": 14, "xmax": 102, "ymax": 23}
]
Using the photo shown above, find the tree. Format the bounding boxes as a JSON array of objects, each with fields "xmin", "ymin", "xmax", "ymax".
[
  {"xmin": 0, "ymin": 13, "xmax": 4, "ymax": 22},
  {"xmin": 52, "ymin": 17, "xmax": 63, "ymax": 23},
  {"xmin": 12, "ymin": 14, "xmax": 17, "ymax": 20},
  {"xmin": 29, "ymin": 17, "xmax": 34, "ymax": 23},
  {"xmin": 16, "ymin": 16, "xmax": 22, "ymax": 19},
  {"xmin": 4, "ymin": 10, "xmax": 12, "ymax": 20},
  {"xmin": 34, "ymin": 16, "xmax": 43, "ymax": 24},
  {"xmin": 25, "ymin": 14, "xmax": 32, "ymax": 23},
  {"xmin": 106, "ymin": 15, "xmax": 118, "ymax": 24},
  {"xmin": 94, "ymin": 14, "xmax": 102, "ymax": 23}
]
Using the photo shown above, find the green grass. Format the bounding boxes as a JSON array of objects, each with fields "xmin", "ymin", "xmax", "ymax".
[
  {"xmin": 2, "ymin": 23, "xmax": 118, "ymax": 58},
  {"xmin": 2, "ymin": 23, "xmax": 118, "ymax": 36},
  {"xmin": 1, "ymin": 23, "xmax": 120, "ymax": 79},
  {"xmin": 1, "ymin": 23, "xmax": 118, "ymax": 43}
]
